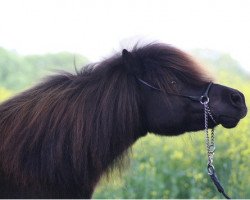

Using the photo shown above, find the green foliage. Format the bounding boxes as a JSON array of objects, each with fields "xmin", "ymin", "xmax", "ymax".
[
  {"xmin": 0, "ymin": 47, "xmax": 249, "ymax": 198},
  {"xmin": 0, "ymin": 87, "xmax": 12, "ymax": 102}
]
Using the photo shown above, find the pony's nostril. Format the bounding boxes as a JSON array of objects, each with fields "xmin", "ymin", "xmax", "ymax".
[{"xmin": 230, "ymin": 92, "xmax": 242, "ymax": 106}]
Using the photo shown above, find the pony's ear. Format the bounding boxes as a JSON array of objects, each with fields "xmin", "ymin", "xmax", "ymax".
[{"xmin": 122, "ymin": 49, "xmax": 143, "ymax": 76}]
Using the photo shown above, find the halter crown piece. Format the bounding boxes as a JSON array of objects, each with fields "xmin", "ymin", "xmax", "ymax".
[{"xmin": 138, "ymin": 79, "xmax": 231, "ymax": 199}]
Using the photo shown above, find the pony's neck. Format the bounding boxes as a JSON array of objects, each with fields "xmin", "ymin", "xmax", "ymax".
[{"xmin": 72, "ymin": 69, "xmax": 148, "ymax": 189}]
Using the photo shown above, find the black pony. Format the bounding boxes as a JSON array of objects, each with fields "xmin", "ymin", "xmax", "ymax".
[{"xmin": 0, "ymin": 43, "xmax": 247, "ymax": 198}]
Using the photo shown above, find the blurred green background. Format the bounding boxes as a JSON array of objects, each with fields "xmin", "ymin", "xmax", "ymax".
[{"xmin": 0, "ymin": 47, "xmax": 249, "ymax": 199}]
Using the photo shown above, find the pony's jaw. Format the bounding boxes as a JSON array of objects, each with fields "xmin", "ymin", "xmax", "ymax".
[
  {"xmin": 219, "ymin": 116, "xmax": 240, "ymax": 128},
  {"xmin": 217, "ymin": 108, "xmax": 247, "ymax": 128}
]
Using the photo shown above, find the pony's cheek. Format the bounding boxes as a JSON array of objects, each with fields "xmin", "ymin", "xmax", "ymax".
[{"xmin": 145, "ymin": 108, "xmax": 187, "ymax": 135}]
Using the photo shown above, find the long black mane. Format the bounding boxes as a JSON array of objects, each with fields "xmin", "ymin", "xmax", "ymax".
[{"xmin": 0, "ymin": 43, "xmax": 210, "ymax": 198}]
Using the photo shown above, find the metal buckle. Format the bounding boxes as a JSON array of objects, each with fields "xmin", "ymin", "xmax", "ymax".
[
  {"xmin": 207, "ymin": 163, "xmax": 215, "ymax": 175},
  {"xmin": 200, "ymin": 95, "xmax": 209, "ymax": 104}
]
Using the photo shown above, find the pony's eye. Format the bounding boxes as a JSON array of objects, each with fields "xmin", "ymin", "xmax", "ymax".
[{"xmin": 171, "ymin": 80, "xmax": 177, "ymax": 85}]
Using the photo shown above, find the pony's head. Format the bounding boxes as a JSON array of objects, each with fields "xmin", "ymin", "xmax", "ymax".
[{"xmin": 122, "ymin": 43, "xmax": 247, "ymax": 136}]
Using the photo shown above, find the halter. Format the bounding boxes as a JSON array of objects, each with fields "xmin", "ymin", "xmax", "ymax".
[
  {"xmin": 138, "ymin": 78, "xmax": 213, "ymax": 102},
  {"xmin": 138, "ymin": 78, "xmax": 231, "ymax": 199}
]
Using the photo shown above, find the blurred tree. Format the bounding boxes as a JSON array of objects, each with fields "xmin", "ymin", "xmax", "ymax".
[
  {"xmin": 192, "ymin": 49, "xmax": 250, "ymax": 84},
  {"xmin": 0, "ymin": 47, "xmax": 88, "ymax": 91}
]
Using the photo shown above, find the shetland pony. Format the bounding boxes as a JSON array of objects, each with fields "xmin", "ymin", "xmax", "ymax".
[{"xmin": 0, "ymin": 43, "xmax": 247, "ymax": 198}]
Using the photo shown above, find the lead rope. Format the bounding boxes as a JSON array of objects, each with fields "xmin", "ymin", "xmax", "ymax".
[{"xmin": 203, "ymin": 102, "xmax": 231, "ymax": 199}]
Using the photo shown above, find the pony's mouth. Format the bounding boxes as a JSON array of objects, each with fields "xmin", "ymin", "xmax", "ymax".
[{"xmin": 218, "ymin": 115, "xmax": 240, "ymax": 128}]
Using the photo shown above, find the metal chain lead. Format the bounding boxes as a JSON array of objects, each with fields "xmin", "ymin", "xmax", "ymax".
[
  {"xmin": 204, "ymin": 103, "xmax": 216, "ymax": 166},
  {"xmin": 203, "ymin": 101, "xmax": 231, "ymax": 199}
]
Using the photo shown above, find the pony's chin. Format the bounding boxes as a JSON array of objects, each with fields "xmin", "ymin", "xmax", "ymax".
[{"xmin": 219, "ymin": 115, "xmax": 239, "ymax": 128}]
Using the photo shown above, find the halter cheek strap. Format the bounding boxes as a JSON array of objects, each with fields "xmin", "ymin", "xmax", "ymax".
[{"xmin": 200, "ymin": 82, "xmax": 213, "ymax": 104}]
